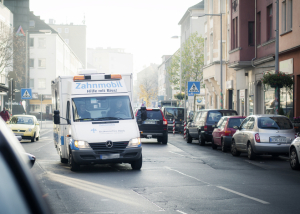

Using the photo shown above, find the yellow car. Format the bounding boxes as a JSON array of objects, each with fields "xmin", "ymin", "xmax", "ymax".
[{"xmin": 7, "ymin": 115, "xmax": 40, "ymax": 142}]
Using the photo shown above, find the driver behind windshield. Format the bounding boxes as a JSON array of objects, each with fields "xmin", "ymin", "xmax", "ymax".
[
  {"xmin": 77, "ymin": 104, "xmax": 91, "ymax": 119},
  {"xmin": 108, "ymin": 100, "xmax": 126, "ymax": 116}
]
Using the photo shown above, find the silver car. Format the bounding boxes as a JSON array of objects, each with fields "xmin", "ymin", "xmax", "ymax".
[{"xmin": 231, "ymin": 115, "xmax": 295, "ymax": 160}]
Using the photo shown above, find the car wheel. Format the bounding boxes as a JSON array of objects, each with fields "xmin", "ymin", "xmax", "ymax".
[
  {"xmin": 231, "ymin": 139, "xmax": 240, "ymax": 156},
  {"xmin": 69, "ymin": 150, "xmax": 80, "ymax": 171},
  {"xmin": 211, "ymin": 138, "xmax": 217, "ymax": 150},
  {"xmin": 186, "ymin": 131, "xmax": 192, "ymax": 143},
  {"xmin": 31, "ymin": 133, "xmax": 36, "ymax": 142},
  {"xmin": 131, "ymin": 154, "xmax": 142, "ymax": 170},
  {"xmin": 247, "ymin": 143, "xmax": 256, "ymax": 160},
  {"xmin": 221, "ymin": 138, "xmax": 227, "ymax": 152},
  {"xmin": 290, "ymin": 148, "xmax": 300, "ymax": 170},
  {"xmin": 198, "ymin": 133, "xmax": 205, "ymax": 146},
  {"xmin": 60, "ymin": 154, "xmax": 68, "ymax": 164},
  {"xmin": 272, "ymin": 154, "xmax": 279, "ymax": 158},
  {"xmin": 36, "ymin": 133, "xmax": 40, "ymax": 141},
  {"xmin": 162, "ymin": 133, "xmax": 168, "ymax": 144}
]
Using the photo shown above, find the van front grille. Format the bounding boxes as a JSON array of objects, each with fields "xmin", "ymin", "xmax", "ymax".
[{"xmin": 89, "ymin": 141, "xmax": 128, "ymax": 150}]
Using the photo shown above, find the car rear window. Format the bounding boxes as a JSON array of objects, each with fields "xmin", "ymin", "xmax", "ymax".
[
  {"xmin": 228, "ymin": 118, "xmax": 245, "ymax": 128},
  {"xmin": 222, "ymin": 111, "xmax": 238, "ymax": 116},
  {"xmin": 207, "ymin": 111, "xmax": 222, "ymax": 123},
  {"xmin": 258, "ymin": 117, "xmax": 293, "ymax": 130},
  {"xmin": 137, "ymin": 110, "xmax": 163, "ymax": 120}
]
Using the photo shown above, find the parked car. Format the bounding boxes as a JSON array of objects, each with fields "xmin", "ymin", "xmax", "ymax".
[
  {"xmin": 161, "ymin": 107, "xmax": 185, "ymax": 133},
  {"xmin": 289, "ymin": 134, "xmax": 300, "ymax": 170},
  {"xmin": 0, "ymin": 118, "xmax": 52, "ymax": 214},
  {"xmin": 212, "ymin": 116, "xmax": 246, "ymax": 152},
  {"xmin": 231, "ymin": 115, "xmax": 295, "ymax": 160},
  {"xmin": 186, "ymin": 109, "xmax": 238, "ymax": 145},
  {"xmin": 6, "ymin": 115, "xmax": 40, "ymax": 142},
  {"xmin": 136, "ymin": 107, "xmax": 168, "ymax": 144}
]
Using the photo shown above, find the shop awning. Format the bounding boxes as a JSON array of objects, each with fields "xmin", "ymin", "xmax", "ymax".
[{"xmin": 0, "ymin": 84, "xmax": 9, "ymax": 92}]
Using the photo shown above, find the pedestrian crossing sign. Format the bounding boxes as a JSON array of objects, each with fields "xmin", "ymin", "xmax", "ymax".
[
  {"xmin": 21, "ymin": 88, "xmax": 32, "ymax": 100},
  {"xmin": 188, "ymin": 82, "xmax": 200, "ymax": 96}
]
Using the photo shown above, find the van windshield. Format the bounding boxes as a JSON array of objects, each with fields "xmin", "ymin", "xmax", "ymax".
[
  {"xmin": 164, "ymin": 108, "xmax": 184, "ymax": 119},
  {"xmin": 72, "ymin": 96, "xmax": 133, "ymax": 121}
]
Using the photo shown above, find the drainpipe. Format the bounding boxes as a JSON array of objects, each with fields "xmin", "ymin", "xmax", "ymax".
[{"xmin": 251, "ymin": 0, "xmax": 257, "ymax": 67}]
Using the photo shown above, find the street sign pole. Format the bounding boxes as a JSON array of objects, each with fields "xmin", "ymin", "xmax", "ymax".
[
  {"xmin": 10, "ymin": 78, "xmax": 13, "ymax": 115},
  {"xmin": 40, "ymin": 95, "xmax": 43, "ymax": 129}
]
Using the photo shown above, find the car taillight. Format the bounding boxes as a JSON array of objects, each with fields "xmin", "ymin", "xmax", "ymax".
[
  {"xmin": 204, "ymin": 126, "xmax": 207, "ymax": 131},
  {"xmin": 135, "ymin": 111, "xmax": 138, "ymax": 117},
  {"xmin": 255, "ymin": 133, "xmax": 260, "ymax": 142},
  {"xmin": 160, "ymin": 110, "xmax": 168, "ymax": 125},
  {"xmin": 224, "ymin": 129, "xmax": 231, "ymax": 136}
]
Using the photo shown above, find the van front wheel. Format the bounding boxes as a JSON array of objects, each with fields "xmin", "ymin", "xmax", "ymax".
[
  {"xmin": 69, "ymin": 151, "xmax": 80, "ymax": 171},
  {"xmin": 131, "ymin": 155, "xmax": 142, "ymax": 170}
]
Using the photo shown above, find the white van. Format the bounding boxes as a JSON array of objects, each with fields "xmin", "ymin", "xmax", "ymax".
[{"xmin": 51, "ymin": 73, "xmax": 142, "ymax": 171}]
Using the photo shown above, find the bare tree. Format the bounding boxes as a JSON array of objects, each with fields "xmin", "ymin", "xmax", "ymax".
[
  {"xmin": 138, "ymin": 67, "xmax": 158, "ymax": 107},
  {"xmin": 0, "ymin": 25, "xmax": 14, "ymax": 75}
]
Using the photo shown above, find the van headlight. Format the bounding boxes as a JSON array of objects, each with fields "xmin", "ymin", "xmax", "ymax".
[
  {"xmin": 127, "ymin": 138, "xmax": 141, "ymax": 148},
  {"xmin": 74, "ymin": 140, "xmax": 91, "ymax": 149}
]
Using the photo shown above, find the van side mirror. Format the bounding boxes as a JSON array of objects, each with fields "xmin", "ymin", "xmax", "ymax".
[
  {"xmin": 141, "ymin": 107, "xmax": 147, "ymax": 121},
  {"xmin": 54, "ymin": 110, "xmax": 60, "ymax": 124}
]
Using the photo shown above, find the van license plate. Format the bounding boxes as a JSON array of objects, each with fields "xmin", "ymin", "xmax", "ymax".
[
  {"xmin": 100, "ymin": 154, "xmax": 120, "ymax": 160},
  {"xmin": 269, "ymin": 137, "xmax": 286, "ymax": 143}
]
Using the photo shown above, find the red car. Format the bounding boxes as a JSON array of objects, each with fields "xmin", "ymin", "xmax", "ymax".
[{"xmin": 211, "ymin": 116, "xmax": 246, "ymax": 152}]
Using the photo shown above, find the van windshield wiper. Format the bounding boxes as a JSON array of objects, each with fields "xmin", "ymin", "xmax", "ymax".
[
  {"xmin": 93, "ymin": 117, "xmax": 125, "ymax": 121},
  {"xmin": 74, "ymin": 118, "xmax": 93, "ymax": 122}
]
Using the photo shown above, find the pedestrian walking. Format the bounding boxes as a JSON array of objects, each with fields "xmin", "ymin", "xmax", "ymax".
[{"xmin": 0, "ymin": 107, "xmax": 10, "ymax": 122}]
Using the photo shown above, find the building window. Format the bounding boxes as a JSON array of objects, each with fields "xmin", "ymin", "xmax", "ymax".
[
  {"xmin": 210, "ymin": 34, "xmax": 213, "ymax": 63},
  {"xmin": 232, "ymin": 17, "xmax": 238, "ymax": 49},
  {"xmin": 38, "ymin": 79, "xmax": 46, "ymax": 89},
  {"xmin": 282, "ymin": 0, "xmax": 293, "ymax": 33},
  {"xmin": 57, "ymin": 28, "xmax": 62, "ymax": 33},
  {"xmin": 29, "ymin": 20, "xmax": 35, "ymax": 28},
  {"xmin": 65, "ymin": 28, "xmax": 69, "ymax": 33},
  {"xmin": 257, "ymin": 12, "xmax": 261, "ymax": 45},
  {"xmin": 38, "ymin": 38, "xmax": 46, "ymax": 48},
  {"xmin": 29, "ymin": 59, "xmax": 34, "ymax": 67},
  {"xmin": 30, "ymin": 79, "xmax": 34, "ymax": 88},
  {"xmin": 38, "ymin": 59, "xmax": 46, "ymax": 68},
  {"xmin": 248, "ymin": 21, "xmax": 254, "ymax": 46},
  {"xmin": 267, "ymin": 4, "xmax": 273, "ymax": 40},
  {"xmin": 29, "ymin": 38, "xmax": 34, "ymax": 47},
  {"xmin": 210, "ymin": 0, "xmax": 213, "ymax": 13}
]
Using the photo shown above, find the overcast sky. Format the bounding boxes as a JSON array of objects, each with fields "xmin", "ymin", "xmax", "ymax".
[{"xmin": 30, "ymin": 0, "xmax": 202, "ymax": 73}]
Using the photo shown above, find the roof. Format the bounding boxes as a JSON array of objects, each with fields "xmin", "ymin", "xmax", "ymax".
[{"xmin": 178, "ymin": 1, "xmax": 204, "ymax": 25}]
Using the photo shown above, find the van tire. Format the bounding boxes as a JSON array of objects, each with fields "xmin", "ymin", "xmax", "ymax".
[
  {"xmin": 131, "ymin": 155, "xmax": 142, "ymax": 170},
  {"xmin": 60, "ymin": 155, "xmax": 68, "ymax": 164},
  {"xmin": 31, "ymin": 133, "xmax": 36, "ymax": 142},
  {"xmin": 69, "ymin": 151, "xmax": 80, "ymax": 171},
  {"xmin": 162, "ymin": 134, "xmax": 168, "ymax": 144}
]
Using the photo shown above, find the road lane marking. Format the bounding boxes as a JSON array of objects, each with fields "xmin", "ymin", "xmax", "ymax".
[
  {"xmin": 169, "ymin": 151, "xmax": 185, "ymax": 157},
  {"xmin": 176, "ymin": 210, "xmax": 187, "ymax": 214},
  {"xmin": 217, "ymin": 186, "xmax": 270, "ymax": 204},
  {"xmin": 164, "ymin": 166, "xmax": 270, "ymax": 205},
  {"xmin": 164, "ymin": 166, "xmax": 210, "ymax": 185}
]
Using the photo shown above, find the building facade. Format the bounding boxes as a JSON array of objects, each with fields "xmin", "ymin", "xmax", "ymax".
[
  {"xmin": 279, "ymin": 0, "xmax": 298, "ymax": 118},
  {"xmin": 158, "ymin": 55, "xmax": 172, "ymax": 101},
  {"xmin": 50, "ymin": 22, "xmax": 87, "ymax": 68},
  {"xmin": 0, "ymin": 1, "xmax": 13, "ymax": 111},
  {"xmin": 87, "ymin": 47, "xmax": 133, "ymax": 75}
]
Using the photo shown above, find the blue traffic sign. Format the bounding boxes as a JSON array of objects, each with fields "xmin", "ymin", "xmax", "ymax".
[
  {"xmin": 21, "ymin": 88, "xmax": 32, "ymax": 99},
  {"xmin": 188, "ymin": 82, "xmax": 200, "ymax": 96}
]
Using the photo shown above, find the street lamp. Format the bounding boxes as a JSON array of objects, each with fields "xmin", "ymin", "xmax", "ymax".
[{"xmin": 196, "ymin": 13, "xmax": 224, "ymax": 109}]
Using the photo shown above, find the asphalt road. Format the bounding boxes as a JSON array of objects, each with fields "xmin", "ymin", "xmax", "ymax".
[{"xmin": 21, "ymin": 123, "xmax": 300, "ymax": 214}]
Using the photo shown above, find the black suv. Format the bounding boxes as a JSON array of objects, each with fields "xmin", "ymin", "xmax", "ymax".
[
  {"xmin": 186, "ymin": 109, "xmax": 238, "ymax": 145},
  {"xmin": 136, "ymin": 107, "xmax": 168, "ymax": 144}
]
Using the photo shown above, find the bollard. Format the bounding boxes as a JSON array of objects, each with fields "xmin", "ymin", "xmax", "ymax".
[
  {"xmin": 173, "ymin": 119, "xmax": 175, "ymax": 135},
  {"xmin": 183, "ymin": 121, "xmax": 186, "ymax": 139}
]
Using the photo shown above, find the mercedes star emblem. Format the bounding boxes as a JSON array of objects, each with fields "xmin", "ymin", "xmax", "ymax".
[{"xmin": 106, "ymin": 140, "xmax": 113, "ymax": 148}]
